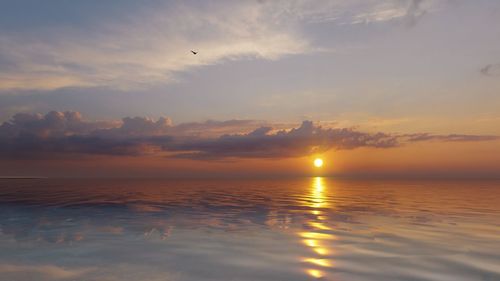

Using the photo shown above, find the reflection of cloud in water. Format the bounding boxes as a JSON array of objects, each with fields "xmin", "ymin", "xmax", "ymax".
[
  {"xmin": 0, "ymin": 263, "xmax": 183, "ymax": 281},
  {"xmin": 1, "ymin": 179, "xmax": 500, "ymax": 281}
]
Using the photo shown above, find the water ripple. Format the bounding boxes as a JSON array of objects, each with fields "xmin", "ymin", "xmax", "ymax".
[{"xmin": 0, "ymin": 178, "xmax": 499, "ymax": 281}]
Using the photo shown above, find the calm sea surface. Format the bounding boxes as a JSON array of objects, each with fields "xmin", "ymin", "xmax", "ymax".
[{"xmin": 0, "ymin": 178, "xmax": 499, "ymax": 281}]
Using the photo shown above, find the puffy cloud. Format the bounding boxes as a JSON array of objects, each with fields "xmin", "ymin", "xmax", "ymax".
[
  {"xmin": 0, "ymin": 111, "xmax": 497, "ymax": 160},
  {"xmin": 0, "ymin": 111, "xmax": 113, "ymax": 138},
  {"xmin": 168, "ymin": 121, "xmax": 400, "ymax": 160},
  {"xmin": 95, "ymin": 116, "xmax": 173, "ymax": 138},
  {"xmin": 171, "ymin": 119, "xmax": 261, "ymax": 137}
]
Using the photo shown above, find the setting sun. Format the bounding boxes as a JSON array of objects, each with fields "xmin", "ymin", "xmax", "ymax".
[
  {"xmin": 0, "ymin": 1, "xmax": 498, "ymax": 281},
  {"xmin": 313, "ymin": 158, "xmax": 324, "ymax": 168}
]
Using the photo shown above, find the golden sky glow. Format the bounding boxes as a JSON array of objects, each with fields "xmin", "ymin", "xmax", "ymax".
[{"xmin": 0, "ymin": 1, "xmax": 499, "ymax": 179}]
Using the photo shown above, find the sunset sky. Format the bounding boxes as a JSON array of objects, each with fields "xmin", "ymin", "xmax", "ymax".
[{"xmin": 1, "ymin": 0, "xmax": 500, "ymax": 178}]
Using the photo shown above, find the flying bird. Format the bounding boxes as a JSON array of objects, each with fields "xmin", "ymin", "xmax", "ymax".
[{"xmin": 191, "ymin": 50, "xmax": 198, "ymax": 55}]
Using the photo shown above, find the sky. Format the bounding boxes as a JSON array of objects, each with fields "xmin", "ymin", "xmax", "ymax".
[{"xmin": 0, "ymin": 0, "xmax": 499, "ymax": 178}]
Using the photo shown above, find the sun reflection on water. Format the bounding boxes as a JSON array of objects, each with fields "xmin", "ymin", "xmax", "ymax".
[
  {"xmin": 300, "ymin": 177, "xmax": 335, "ymax": 279},
  {"xmin": 307, "ymin": 269, "xmax": 325, "ymax": 279}
]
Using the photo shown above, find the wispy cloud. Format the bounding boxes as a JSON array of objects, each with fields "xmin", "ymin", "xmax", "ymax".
[
  {"xmin": 349, "ymin": 0, "xmax": 435, "ymax": 25},
  {"xmin": 0, "ymin": 1, "xmax": 309, "ymax": 91},
  {"xmin": 0, "ymin": 264, "xmax": 92, "ymax": 279},
  {"xmin": 0, "ymin": 111, "xmax": 496, "ymax": 160},
  {"xmin": 480, "ymin": 63, "xmax": 500, "ymax": 76},
  {"xmin": 404, "ymin": 0, "xmax": 429, "ymax": 26},
  {"xmin": 0, "ymin": 0, "xmax": 441, "ymax": 91},
  {"xmin": 404, "ymin": 133, "xmax": 499, "ymax": 142}
]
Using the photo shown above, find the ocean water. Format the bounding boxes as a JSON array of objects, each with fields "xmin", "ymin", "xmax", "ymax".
[{"xmin": 0, "ymin": 178, "xmax": 499, "ymax": 281}]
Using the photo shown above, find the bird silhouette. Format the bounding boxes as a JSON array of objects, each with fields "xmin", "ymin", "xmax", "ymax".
[{"xmin": 191, "ymin": 50, "xmax": 198, "ymax": 55}]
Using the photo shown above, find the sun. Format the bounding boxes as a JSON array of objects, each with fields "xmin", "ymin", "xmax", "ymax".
[{"xmin": 313, "ymin": 158, "xmax": 324, "ymax": 168}]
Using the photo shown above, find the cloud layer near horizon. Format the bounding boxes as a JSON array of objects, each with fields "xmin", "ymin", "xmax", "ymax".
[{"xmin": 0, "ymin": 111, "xmax": 497, "ymax": 160}]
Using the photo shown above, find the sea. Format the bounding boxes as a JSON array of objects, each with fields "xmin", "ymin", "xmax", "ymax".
[{"xmin": 0, "ymin": 178, "xmax": 499, "ymax": 281}]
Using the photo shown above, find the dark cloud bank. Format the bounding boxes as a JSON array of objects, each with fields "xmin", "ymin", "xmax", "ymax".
[{"xmin": 0, "ymin": 111, "xmax": 497, "ymax": 160}]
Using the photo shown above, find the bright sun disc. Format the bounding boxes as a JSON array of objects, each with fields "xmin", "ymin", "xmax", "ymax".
[{"xmin": 314, "ymin": 158, "xmax": 324, "ymax": 168}]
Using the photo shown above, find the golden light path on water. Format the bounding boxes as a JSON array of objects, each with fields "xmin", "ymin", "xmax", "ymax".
[
  {"xmin": 301, "ymin": 177, "xmax": 336, "ymax": 279},
  {"xmin": 1, "ymin": 178, "xmax": 500, "ymax": 280}
]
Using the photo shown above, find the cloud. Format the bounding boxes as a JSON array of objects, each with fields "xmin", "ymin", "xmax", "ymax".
[
  {"xmin": 404, "ymin": 0, "xmax": 428, "ymax": 27},
  {"xmin": 480, "ymin": 63, "xmax": 500, "ymax": 76},
  {"xmin": 95, "ymin": 117, "xmax": 260, "ymax": 138},
  {"xmin": 405, "ymin": 133, "xmax": 499, "ymax": 142},
  {"xmin": 0, "ymin": 111, "xmax": 264, "ymax": 158},
  {"xmin": 350, "ymin": 0, "xmax": 435, "ymax": 25},
  {"xmin": 0, "ymin": 1, "xmax": 442, "ymax": 91},
  {"xmin": 167, "ymin": 120, "xmax": 400, "ymax": 160},
  {"xmin": 0, "ymin": 111, "xmax": 497, "ymax": 160},
  {"xmin": 0, "ymin": 111, "xmax": 113, "ymax": 138},
  {"xmin": 0, "ymin": 264, "xmax": 92, "ymax": 279},
  {"xmin": 259, "ymin": 0, "xmax": 438, "ymax": 25},
  {"xmin": 0, "ymin": 1, "xmax": 309, "ymax": 91}
]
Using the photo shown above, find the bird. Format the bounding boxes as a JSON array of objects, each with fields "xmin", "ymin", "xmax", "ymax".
[{"xmin": 191, "ymin": 50, "xmax": 198, "ymax": 55}]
